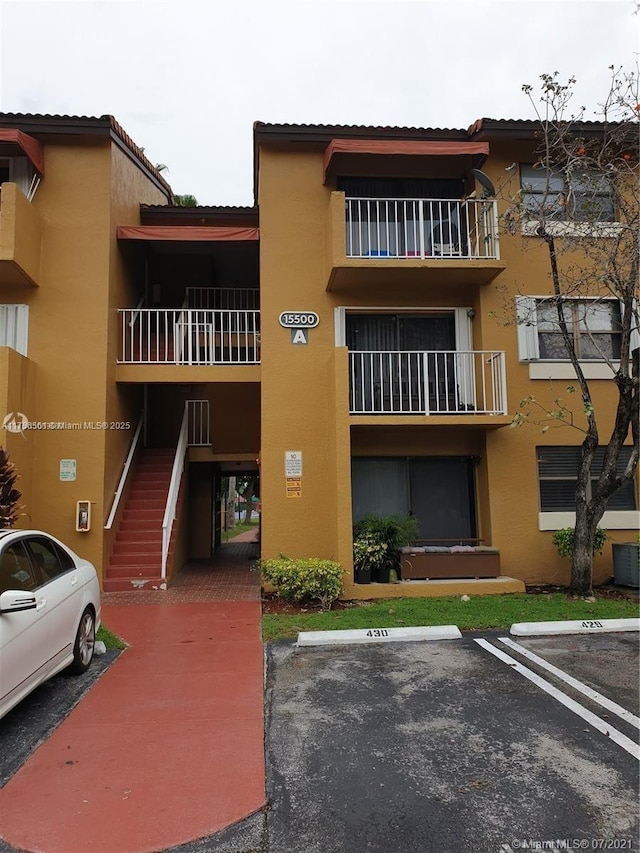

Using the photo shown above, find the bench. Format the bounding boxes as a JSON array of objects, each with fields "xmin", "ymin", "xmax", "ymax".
[{"xmin": 400, "ymin": 545, "xmax": 501, "ymax": 580}]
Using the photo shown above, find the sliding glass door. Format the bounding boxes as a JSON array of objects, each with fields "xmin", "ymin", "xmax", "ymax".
[{"xmin": 352, "ymin": 456, "xmax": 476, "ymax": 542}]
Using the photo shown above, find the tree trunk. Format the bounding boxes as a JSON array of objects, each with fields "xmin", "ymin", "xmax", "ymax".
[
  {"xmin": 569, "ymin": 507, "xmax": 597, "ymax": 596},
  {"xmin": 225, "ymin": 476, "xmax": 236, "ymax": 530},
  {"xmin": 243, "ymin": 479, "xmax": 255, "ymax": 525}
]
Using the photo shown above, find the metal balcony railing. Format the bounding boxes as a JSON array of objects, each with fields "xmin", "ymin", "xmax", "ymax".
[
  {"xmin": 349, "ymin": 350, "xmax": 507, "ymax": 415},
  {"xmin": 185, "ymin": 287, "xmax": 260, "ymax": 311},
  {"xmin": 345, "ymin": 197, "xmax": 500, "ymax": 260},
  {"xmin": 118, "ymin": 308, "xmax": 260, "ymax": 365}
]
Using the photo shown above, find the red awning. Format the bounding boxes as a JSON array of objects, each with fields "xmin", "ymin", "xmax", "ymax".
[
  {"xmin": 323, "ymin": 139, "xmax": 490, "ymax": 183},
  {"xmin": 116, "ymin": 225, "xmax": 259, "ymax": 242},
  {"xmin": 0, "ymin": 129, "xmax": 45, "ymax": 175}
]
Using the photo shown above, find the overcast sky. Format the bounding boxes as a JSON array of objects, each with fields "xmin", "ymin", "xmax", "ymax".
[{"xmin": 0, "ymin": 0, "xmax": 637, "ymax": 205}]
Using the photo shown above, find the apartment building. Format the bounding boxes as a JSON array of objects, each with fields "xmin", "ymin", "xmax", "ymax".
[{"xmin": 0, "ymin": 113, "xmax": 636, "ymax": 595}]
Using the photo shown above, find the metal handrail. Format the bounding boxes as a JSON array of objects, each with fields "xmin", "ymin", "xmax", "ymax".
[
  {"xmin": 161, "ymin": 406, "xmax": 189, "ymax": 580},
  {"xmin": 104, "ymin": 415, "xmax": 144, "ymax": 530}
]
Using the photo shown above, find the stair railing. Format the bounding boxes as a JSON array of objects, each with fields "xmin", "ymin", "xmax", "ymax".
[
  {"xmin": 104, "ymin": 415, "xmax": 144, "ymax": 530},
  {"xmin": 162, "ymin": 405, "xmax": 189, "ymax": 580}
]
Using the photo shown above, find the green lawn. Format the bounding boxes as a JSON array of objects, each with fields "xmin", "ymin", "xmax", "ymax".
[
  {"xmin": 97, "ymin": 624, "xmax": 127, "ymax": 650},
  {"xmin": 223, "ymin": 521, "xmax": 259, "ymax": 541},
  {"xmin": 261, "ymin": 593, "xmax": 639, "ymax": 641}
]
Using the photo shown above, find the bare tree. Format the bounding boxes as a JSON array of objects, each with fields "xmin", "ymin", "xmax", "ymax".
[{"xmin": 505, "ymin": 67, "xmax": 639, "ymax": 595}]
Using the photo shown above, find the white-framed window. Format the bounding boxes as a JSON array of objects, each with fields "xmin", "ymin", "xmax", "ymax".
[
  {"xmin": 537, "ymin": 445, "xmax": 636, "ymax": 512},
  {"xmin": 516, "ymin": 297, "xmax": 638, "ymax": 363},
  {"xmin": 520, "ymin": 164, "xmax": 615, "ymax": 223},
  {"xmin": 0, "ymin": 157, "xmax": 37, "ymax": 200},
  {"xmin": 0, "ymin": 305, "xmax": 29, "ymax": 356}
]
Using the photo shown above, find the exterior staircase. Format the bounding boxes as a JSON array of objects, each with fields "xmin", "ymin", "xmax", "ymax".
[{"xmin": 103, "ymin": 448, "xmax": 176, "ymax": 592}]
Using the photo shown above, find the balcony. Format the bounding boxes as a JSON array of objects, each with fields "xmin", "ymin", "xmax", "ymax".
[
  {"xmin": 116, "ymin": 307, "xmax": 260, "ymax": 383},
  {"xmin": 0, "ymin": 183, "xmax": 42, "ymax": 287},
  {"xmin": 349, "ymin": 350, "xmax": 509, "ymax": 425},
  {"xmin": 326, "ymin": 192, "xmax": 506, "ymax": 291}
]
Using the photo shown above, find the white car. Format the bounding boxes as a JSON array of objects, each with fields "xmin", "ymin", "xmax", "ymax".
[{"xmin": 0, "ymin": 529, "xmax": 101, "ymax": 720}]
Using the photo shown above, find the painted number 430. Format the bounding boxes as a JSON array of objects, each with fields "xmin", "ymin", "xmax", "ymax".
[
  {"xmin": 366, "ymin": 628, "xmax": 389, "ymax": 638},
  {"xmin": 581, "ymin": 620, "xmax": 604, "ymax": 628}
]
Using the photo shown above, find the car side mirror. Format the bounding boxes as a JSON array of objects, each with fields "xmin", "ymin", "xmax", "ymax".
[{"xmin": 0, "ymin": 590, "xmax": 37, "ymax": 614}]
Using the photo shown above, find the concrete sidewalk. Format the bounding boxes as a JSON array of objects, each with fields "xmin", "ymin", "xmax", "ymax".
[{"xmin": 0, "ymin": 549, "xmax": 265, "ymax": 853}]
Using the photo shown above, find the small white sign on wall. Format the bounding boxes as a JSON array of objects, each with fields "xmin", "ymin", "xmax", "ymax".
[
  {"xmin": 284, "ymin": 451, "xmax": 302, "ymax": 478},
  {"xmin": 60, "ymin": 459, "xmax": 77, "ymax": 482}
]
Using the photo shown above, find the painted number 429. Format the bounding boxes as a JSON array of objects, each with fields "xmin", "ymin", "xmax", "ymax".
[
  {"xmin": 581, "ymin": 620, "xmax": 604, "ymax": 628},
  {"xmin": 366, "ymin": 628, "xmax": 389, "ymax": 638}
]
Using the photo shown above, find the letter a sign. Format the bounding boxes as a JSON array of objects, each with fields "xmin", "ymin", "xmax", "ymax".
[{"xmin": 291, "ymin": 329, "xmax": 308, "ymax": 345}]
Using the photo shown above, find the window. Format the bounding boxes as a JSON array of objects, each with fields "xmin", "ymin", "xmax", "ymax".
[
  {"xmin": 24, "ymin": 537, "xmax": 75, "ymax": 584},
  {"xmin": 0, "ymin": 542, "xmax": 39, "ymax": 594},
  {"xmin": 536, "ymin": 300, "xmax": 621, "ymax": 360},
  {"xmin": 520, "ymin": 164, "xmax": 615, "ymax": 222},
  {"xmin": 0, "ymin": 305, "xmax": 29, "ymax": 356},
  {"xmin": 537, "ymin": 446, "xmax": 637, "ymax": 512},
  {"xmin": 515, "ymin": 297, "xmax": 634, "ymax": 362},
  {"xmin": 0, "ymin": 156, "xmax": 37, "ymax": 199}
]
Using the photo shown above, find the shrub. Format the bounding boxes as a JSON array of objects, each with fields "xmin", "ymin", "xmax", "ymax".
[
  {"xmin": 353, "ymin": 514, "xmax": 419, "ymax": 576},
  {"xmin": 261, "ymin": 556, "xmax": 344, "ymax": 610},
  {"xmin": 0, "ymin": 448, "xmax": 24, "ymax": 528},
  {"xmin": 353, "ymin": 532, "xmax": 389, "ymax": 574},
  {"xmin": 551, "ymin": 527, "xmax": 608, "ymax": 559},
  {"xmin": 353, "ymin": 514, "xmax": 419, "ymax": 552}
]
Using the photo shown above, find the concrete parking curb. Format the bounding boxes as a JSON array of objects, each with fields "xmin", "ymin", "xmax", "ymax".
[
  {"xmin": 296, "ymin": 625, "xmax": 462, "ymax": 646},
  {"xmin": 510, "ymin": 617, "xmax": 640, "ymax": 637}
]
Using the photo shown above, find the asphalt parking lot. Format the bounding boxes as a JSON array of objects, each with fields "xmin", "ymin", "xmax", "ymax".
[
  {"xmin": 1, "ymin": 632, "xmax": 637, "ymax": 853},
  {"xmin": 265, "ymin": 631, "xmax": 639, "ymax": 853}
]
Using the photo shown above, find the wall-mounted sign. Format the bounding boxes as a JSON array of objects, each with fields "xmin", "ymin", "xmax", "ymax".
[
  {"xmin": 286, "ymin": 478, "xmax": 302, "ymax": 498},
  {"xmin": 291, "ymin": 329, "xmax": 308, "ymax": 345},
  {"xmin": 279, "ymin": 312, "xmax": 319, "ymax": 329},
  {"xmin": 284, "ymin": 451, "xmax": 302, "ymax": 477},
  {"xmin": 60, "ymin": 459, "xmax": 77, "ymax": 482}
]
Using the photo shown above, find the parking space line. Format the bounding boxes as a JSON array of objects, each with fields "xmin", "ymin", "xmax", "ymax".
[
  {"xmin": 474, "ymin": 639, "xmax": 640, "ymax": 761},
  {"xmin": 498, "ymin": 636, "xmax": 640, "ymax": 730}
]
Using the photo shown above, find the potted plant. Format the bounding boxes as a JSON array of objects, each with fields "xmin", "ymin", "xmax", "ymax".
[
  {"xmin": 353, "ymin": 515, "xmax": 419, "ymax": 583},
  {"xmin": 612, "ymin": 534, "xmax": 640, "ymax": 589},
  {"xmin": 352, "ymin": 532, "xmax": 387, "ymax": 584}
]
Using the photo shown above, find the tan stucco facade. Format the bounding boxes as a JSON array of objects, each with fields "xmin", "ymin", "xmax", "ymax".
[
  {"xmin": 0, "ymin": 114, "xmax": 636, "ymax": 594},
  {"xmin": 0, "ymin": 121, "xmax": 168, "ymax": 578},
  {"xmin": 256, "ymin": 132, "xmax": 638, "ymax": 596}
]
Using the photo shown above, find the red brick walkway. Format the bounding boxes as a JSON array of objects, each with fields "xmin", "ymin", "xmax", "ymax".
[{"xmin": 0, "ymin": 544, "xmax": 265, "ymax": 853}]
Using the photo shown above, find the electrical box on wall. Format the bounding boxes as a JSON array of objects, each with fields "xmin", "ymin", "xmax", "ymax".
[{"xmin": 76, "ymin": 501, "xmax": 91, "ymax": 532}]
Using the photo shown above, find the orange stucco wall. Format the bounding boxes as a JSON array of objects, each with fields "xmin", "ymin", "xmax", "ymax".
[
  {"xmin": 0, "ymin": 137, "xmax": 167, "ymax": 581},
  {"xmin": 257, "ymin": 140, "xmax": 638, "ymax": 594},
  {"xmin": 0, "ymin": 182, "xmax": 42, "ymax": 286}
]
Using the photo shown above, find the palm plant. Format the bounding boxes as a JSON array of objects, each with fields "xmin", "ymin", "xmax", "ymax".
[{"xmin": 0, "ymin": 448, "xmax": 24, "ymax": 528}]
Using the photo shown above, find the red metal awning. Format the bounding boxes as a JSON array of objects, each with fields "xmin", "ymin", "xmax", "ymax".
[
  {"xmin": 0, "ymin": 129, "xmax": 45, "ymax": 175},
  {"xmin": 323, "ymin": 139, "xmax": 489, "ymax": 183},
  {"xmin": 116, "ymin": 225, "xmax": 259, "ymax": 242}
]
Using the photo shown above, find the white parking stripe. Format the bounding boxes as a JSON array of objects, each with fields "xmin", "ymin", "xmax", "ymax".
[
  {"xmin": 475, "ymin": 639, "xmax": 640, "ymax": 761},
  {"xmin": 498, "ymin": 636, "xmax": 640, "ymax": 730}
]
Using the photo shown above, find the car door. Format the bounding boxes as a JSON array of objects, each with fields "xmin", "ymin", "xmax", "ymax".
[
  {"xmin": 0, "ymin": 539, "xmax": 50, "ymax": 716},
  {"xmin": 23, "ymin": 536, "xmax": 80, "ymax": 671}
]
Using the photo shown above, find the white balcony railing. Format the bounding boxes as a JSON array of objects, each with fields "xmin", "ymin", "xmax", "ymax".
[
  {"xmin": 345, "ymin": 197, "xmax": 499, "ymax": 260},
  {"xmin": 118, "ymin": 308, "xmax": 260, "ymax": 365},
  {"xmin": 349, "ymin": 350, "xmax": 507, "ymax": 415},
  {"xmin": 186, "ymin": 287, "xmax": 260, "ymax": 311},
  {"xmin": 187, "ymin": 399, "xmax": 211, "ymax": 446}
]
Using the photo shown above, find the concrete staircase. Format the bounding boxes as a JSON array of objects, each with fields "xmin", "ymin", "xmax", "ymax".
[{"xmin": 103, "ymin": 448, "xmax": 176, "ymax": 592}]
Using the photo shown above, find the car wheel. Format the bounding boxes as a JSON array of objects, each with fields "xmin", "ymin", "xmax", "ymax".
[{"xmin": 69, "ymin": 607, "xmax": 95, "ymax": 674}]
